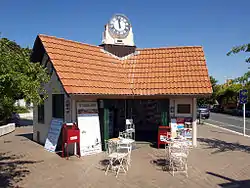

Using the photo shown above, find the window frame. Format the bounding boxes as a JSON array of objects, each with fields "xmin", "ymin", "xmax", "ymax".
[
  {"xmin": 38, "ymin": 96, "xmax": 45, "ymax": 124},
  {"xmin": 177, "ymin": 104, "xmax": 191, "ymax": 114},
  {"xmin": 52, "ymin": 94, "xmax": 65, "ymax": 119}
]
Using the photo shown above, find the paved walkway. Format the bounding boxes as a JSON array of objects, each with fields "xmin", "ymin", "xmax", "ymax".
[{"xmin": 1, "ymin": 125, "xmax": 250, "ymax": 188}]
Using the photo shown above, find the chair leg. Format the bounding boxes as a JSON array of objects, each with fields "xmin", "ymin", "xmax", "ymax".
[
  {"xmin": 128, "ymin": 153, "xmax": 131, "ymax": 167},
  {"xmin": 116, "ymin": 157, "xmax": 127, "ymax": 178},
  {"xmin": 172, "ymin": 165, "xmax": 175, "ymax": 176},
  {"xmin": 185, "ymin": 161, "xmax": 188, "ymax": 177},
  {"xmin": 105, "ymin": 158, "xmax": 112, "ymax": 175},
  {"xmin": 116, "ymin": 158, "xmax": 122, "ymax": 178},
  {"xmin": 169, "ymin": 158, "xmax": 175, "ymax": 176}
]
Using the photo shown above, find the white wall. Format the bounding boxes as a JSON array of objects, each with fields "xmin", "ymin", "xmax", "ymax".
[
  {"xmin": 33, "ymin": 58, "xmax": 65, "ymax": 144},
  {"xmin": 169, "ymin": 97, "xmax": 198, "ymax": 146},
  {"xmin": 15, "ymin": 99, "xmax": 33, "ymax": 108},
  {"xmin": 169, "ymin": 97, "xmax": 193, "ymax": 118}
]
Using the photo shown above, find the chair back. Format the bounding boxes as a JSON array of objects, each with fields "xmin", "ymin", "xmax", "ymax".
[
  {"xmin": 169, "ymin": 141, "xmax": 189, "ymax": 155},
  {"xmin": 119, "ymin": 131, "xmax": 129, "ymax": 139},
  {"xmin": 117, "ymin": 142, "xmax": 132, "ymax": 154},
  {"xmin": 105, "ymin": 140, "xmax": 116, "ymax": 154}
]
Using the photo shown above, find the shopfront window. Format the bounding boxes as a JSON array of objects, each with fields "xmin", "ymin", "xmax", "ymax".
[
  {"xmin": 177, "ymin": 104, "xmax": 191, "ymax": 114},
  {"xmin": 52, "ymin": 94, "xmax": 64, "ymax": 119}
]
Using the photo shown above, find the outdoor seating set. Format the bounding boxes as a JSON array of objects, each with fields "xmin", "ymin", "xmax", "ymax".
[
  {"xmin": 162, "ymin": 135, "xmax": 191, "ymax": 177},
  {"xmin": 105, "ymin": 137, "xmax": 135, "ymax": 177},
  {"xmin": 104, "ymin": 119, "xmax": 135, "ymax": 178},
  {"xmin": 104, "ymin": 118, "xmax": 191, "ymax": 178}
]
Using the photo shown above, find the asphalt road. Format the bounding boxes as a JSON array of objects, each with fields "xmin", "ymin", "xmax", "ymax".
[{"xmin": 205, "ymin": 112, "xmax": 250, "ymax": 136}]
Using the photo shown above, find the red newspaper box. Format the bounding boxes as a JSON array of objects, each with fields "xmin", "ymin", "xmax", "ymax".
[
  {"xmin": 62, "ymin": 122, "xmax": 80, "ymax": 159},
  {"xmin": 158, "ymin": 126, "xmax": 171, "ymax": 148}
]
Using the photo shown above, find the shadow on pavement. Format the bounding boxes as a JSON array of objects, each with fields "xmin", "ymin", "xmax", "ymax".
[
  {"xmin": 207, "ymin": 171, "xmax": 250, "ymax": 188},
  {"xmin": 0, "ymin": 152, "xmax": 44, "ymax": 188},
  {"xmin": 16, "ymin": 133, "xmax": 33, "ymax": 142},
  {"xmin": 150, "ymin": 158, "xmax": 170, "ymax": 172},
  {"xmin": 15, "ymin": 133, "xmax": 44, "ymax": 148},
  {"xmin": 198, "ymin": 138, "xmax": 250, "ymax": 154}
]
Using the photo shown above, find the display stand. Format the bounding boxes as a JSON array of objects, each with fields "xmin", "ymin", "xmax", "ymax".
[{"xmin": 170, "ymin": 117, "xmax": 192, "ymax": 146}]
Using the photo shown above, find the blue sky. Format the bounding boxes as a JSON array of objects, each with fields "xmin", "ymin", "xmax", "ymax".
[{"xmin": 1, "ymin": 0, "xmax": 249, "ymax": 83}]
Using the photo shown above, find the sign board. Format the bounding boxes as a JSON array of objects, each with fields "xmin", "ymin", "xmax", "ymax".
[
  {"xmin": 77, "ymin": 102, "xmax": 102, "ymax": 156},
  {"xmin": 44, "ymin": 118, "xmax": 63, "ymax": 152},
  {"xmin": 239, "ymin": 89, "xmax": 248, "ymax": 104}
]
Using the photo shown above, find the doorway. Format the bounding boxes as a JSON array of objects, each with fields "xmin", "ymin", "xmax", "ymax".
[{"xmin": 100, "ymin": 99, "xmax": 169, "ymax": 143}]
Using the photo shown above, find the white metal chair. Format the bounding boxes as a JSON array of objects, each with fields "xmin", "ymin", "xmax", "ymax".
[
  {"xmin": 168, "ymin": 141, "xmax": 189, "ymax": 177},
  {"xmin": 105, "ymin": 152, "xmax": 128, "ymax": 178},
  {"xmin": 125, "ymin": 119, "xmax": 135, "ymax": 140},
  {"xmin": 117, "ymin": 141, "xmax": 133, "ymax": 170},
  {"xmin": 118, "ymin": 131, "xmax": 126, "ymax": 138},
  {"xmin": 105, "ymin": 140, "xmax": 117, "ymax": 154},
  {"xmin": 105, "ymin": 139, "xmax": 131, "ymax": 178}
]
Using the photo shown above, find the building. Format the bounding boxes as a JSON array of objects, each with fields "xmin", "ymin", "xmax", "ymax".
[
  {"xmin": 15, "ymin": 99, "xmax": 33, "ymax": 108},
  {"xmin": 31, "ymin": 14, "xmax": 212, "ymax": 150}
]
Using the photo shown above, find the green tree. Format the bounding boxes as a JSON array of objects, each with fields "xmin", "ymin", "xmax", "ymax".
[
  {"xmin": 0, "ymin": 37, "xmax": 49, "ymax": 123},
  {"xmin": 233, "ymin": 71, "xmax": 250, "ymax": 85},
  {"xmin": 227, "ymin": 43, "xmax": 250, "ymax": 62},
  {"xmin": 215, "ymin": 82, "xmax": 243, "ymax": 108},
  {"xmin": 197, "ymin": 76, "xmax": 218, "ymax": 106}
]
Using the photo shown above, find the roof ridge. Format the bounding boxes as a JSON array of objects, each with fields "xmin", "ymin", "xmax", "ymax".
[
  {"xmin": 38, "ymin": 34, "xmax": 101, "ymax": 49},
  {"xmin": 137, "ymin": 46, "xmax": 203, "ymax": 50}
]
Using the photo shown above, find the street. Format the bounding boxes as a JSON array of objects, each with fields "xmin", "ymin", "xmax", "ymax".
[{"xmin": 205, "ymin": 112, "xmax": 250, "ymax": 136}]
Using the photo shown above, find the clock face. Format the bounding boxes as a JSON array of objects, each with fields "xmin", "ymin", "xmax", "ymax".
[{"xmin": 108, "ymin": 14, "xmax": 131, "ymax": 39}]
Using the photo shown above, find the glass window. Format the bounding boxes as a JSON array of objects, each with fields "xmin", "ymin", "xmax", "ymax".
[
  {"xmin": 38, "ymin": 96, "xmax": 45, "ymax": 123},
  {"xmin": 52, "ymin": 94, "xmax": 64, "ymax": 119},
  {"xmin": 177, "ymin": 104, "xmax": 191, "ymax": 114}
]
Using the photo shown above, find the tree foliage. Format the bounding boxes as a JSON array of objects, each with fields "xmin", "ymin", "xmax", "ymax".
[
  {"xmin": 227, "ymin": 43, "xmax": 250, "ymax": 62},
  {"xmin": 198, "ymin": 75, "xmax": 245, "ymax": 107},
  {"xmin": 0, "ymin": 37, "xmax": 49, "ymax": 122},
  {"xmin": 197, "ymin": 76, "xmax": 218, "ymax": 106}
]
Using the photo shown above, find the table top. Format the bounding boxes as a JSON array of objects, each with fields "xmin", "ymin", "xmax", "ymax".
[
  {"xmin": 120, "ymin": 138, "xmax": 135, "ymax": 144},
  {"xmin": 109, "ymin": 138, "xmax": 120, "ymax": 141},
  {"xmin": 109, "ymin": 137, "xmax": 135, "ymax": 144}
]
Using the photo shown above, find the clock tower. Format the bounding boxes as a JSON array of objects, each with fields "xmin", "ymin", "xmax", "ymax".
[
  {"xmin": 102, "ymin": 14, "xmax": 135, "ymax": 46},
  {"xmin": 100, "ymin": 14, "xmax": 136, "ymax": 58}
]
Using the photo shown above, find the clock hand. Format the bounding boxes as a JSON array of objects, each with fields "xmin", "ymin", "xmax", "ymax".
[{"xmin": 118, "ymin": 18, "xmax": 121, "ymax": 29}]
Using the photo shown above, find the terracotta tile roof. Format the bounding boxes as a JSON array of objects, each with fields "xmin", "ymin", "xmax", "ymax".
[{"xmin": 36, "ymin": 34, "xmax": 212, "ymax": 96}]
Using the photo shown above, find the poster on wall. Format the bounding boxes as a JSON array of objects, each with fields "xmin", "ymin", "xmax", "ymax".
[
  {"xmin": 176, "ymin": 117, "xmax": 185, "ymax": 129},
  {"xmin": 77, "ymin": 102, "xmax": 102, "ymax": 156},
  {"xmin": 64, "ymin": 95, "xmax": 71, "ymax": 122},
  {"xmin": 44, "ymin": 118, "xmax": 64, "ymax": 152}
]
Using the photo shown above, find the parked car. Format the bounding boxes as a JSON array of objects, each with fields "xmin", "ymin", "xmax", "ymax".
[
  {"xmin": 10, "ymin": 112, "xmax": 20, "ymax": 125},
  {"xmin": 197, "ymin": 105, "xmax": 210, "ymax": 119},
  {"xmin": 210, "ymin": 104, "xmax": 224, "ymax": 113},
  {"xmin": 232, "ymin": 108, "xmax": 250, "ymax": 117}
]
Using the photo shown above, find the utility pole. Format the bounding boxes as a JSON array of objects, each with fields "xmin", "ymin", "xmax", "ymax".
[{"xmin": 239, "ymin": 89, "xmax": 248, "ymax": 136}]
